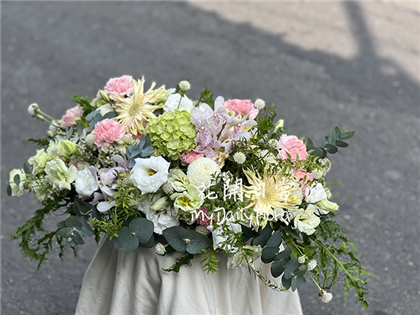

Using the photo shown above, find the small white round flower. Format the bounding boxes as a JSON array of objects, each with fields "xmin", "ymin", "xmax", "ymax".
[
  {"xmin": 179, "ymin": 80, "xmax": 191, "ymax": 91},
  {"xmin": 319, "ymin": 290, "xmax": 333, "ymax": 303},
  {"xmin": 85, "ymin": 134, "xmax": 96, "ymax": 145},
  {"xmin": 307, "ymin": 260, "xmax": 317, "ymax": 271},
  {"xmin": 233, "ymin": 152, "xmax": 246, "ymax": 164},
  {"xmin": 254, "ymin": 99, "xmax": 265, "ymax": 110},
  {"xmin": 155, "ymin": 242, "xmax": 166, "ymax": 256},
  {"xmin": 28, "ymin": 103, "xmax": 39, "ymax": 117},
  {"xmin": 195, "ymin": 225, "xmax": 210, "ymax": 236},
  {"xmin": 298, "ymin": 255, "xmax": 306, "ymax": 264}
]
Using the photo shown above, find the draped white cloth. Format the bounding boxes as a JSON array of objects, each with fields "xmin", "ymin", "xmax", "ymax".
[{"xmin": 75, "ymin": 238, "xmax": 303, "ymax": 315}]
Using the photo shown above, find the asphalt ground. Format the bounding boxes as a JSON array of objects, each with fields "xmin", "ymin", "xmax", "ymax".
[{"xmin": 1, "ymin": 2, "xmax": 419, "ymax": 315}]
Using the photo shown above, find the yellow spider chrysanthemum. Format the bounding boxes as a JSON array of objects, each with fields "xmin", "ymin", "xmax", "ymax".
[
  {"xmin": 113, "ymin": 77, "xmax": 165, "ymax": 135},
  {"xmin": 243, "ymin": 167, "xmax": 302, "ymax": 215}
]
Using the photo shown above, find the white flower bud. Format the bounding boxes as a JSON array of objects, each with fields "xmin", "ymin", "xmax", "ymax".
[
  {"xmin": 319, "ymin": 290, "xmax": 333, "ymax": 303},
  {"xmin": 85, "ymin": 134, "xmax": 96, "ymax": 144},
  {"xmin": 155, "ymin": 242, "xmax": 166, "ymax": 256},
  {"xmin": 298, "ymin": 255, "xmax": 306, "ymax": 264},
  {"xmin": 233, "ymin": 152, "xmax": 246, "ymax": 164},
  {"xmin": 49, "ymin": 124, "xmax": 57, "ymax": 133},
  {"xmin": 307, "ymin": 260, "xmax": 317, "ymax": 271},
  {"xmin": 195, "ymin": 225, "xmax": 210, "ymax": 236},
  {"xmin": 28, "ymin": 103, "xmax": 39, "ymax": 117},
  {"xmin": 179, "ymin": 80, "xmax": 191, "ymax": 91},
  {"xmin": 254, "ymin": 99, "xmax": 265, "ymax": 110},
  {"xmin": 162, "ymin": 182, "xmax": 174, "ymax": 195}
]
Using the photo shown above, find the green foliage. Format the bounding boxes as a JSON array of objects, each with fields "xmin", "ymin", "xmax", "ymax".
[
  {"xmin": 113, "ymin": 218, "xmax": 154, "ymax": 251},
  {"xmin": 307, "ymin": 126, "xmax": 355, "ymax": 158},
  {"xmin": 197, "ymin": 88, "xmax": 214, "ymax": 108},
  {"xmin": 72, "ymin": 95, "xmax": 95, "ymax": 116},
  {"xmin": 200, "ymin": 247, "xmax": 219, "ymax": 273},
  {"xmin": 28, "ymin": 138, "xmax": 50, "ymax": 147},
  {"xmin": 163, "ymin": 226, "xmax": 211, "ymax": 254},
  {"xmin": 127, "ymin": 134, "xmax": 155, "ymax": 168},
  {"xmin": 163, "ymin": 252, "xmax": 195, "ymax": 273}
]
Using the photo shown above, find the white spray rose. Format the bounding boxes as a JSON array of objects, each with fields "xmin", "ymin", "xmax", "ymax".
[
  {"xmin": 45, "ymin": 158, "xmax": 77, "ymax": 190},
  {"xmin": 75, "ymin": 167, "xmax": 99, "ymax": 198},
  {"xmin": 292, "ymin": 204, "xmax": 320, "ymax": 235}
]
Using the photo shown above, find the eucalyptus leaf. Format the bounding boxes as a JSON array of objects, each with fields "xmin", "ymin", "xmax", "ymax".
[
  {"xmin": 262, "ymin": 246, "xmax": 279, "ymax": 263},
  {"xmin": 325, "ymin": 143, "xmax": 338, "ymax": 154},
  {"xmin": 6, "ymin": 184, "xmax": 12, "ymax": 196},
  {"xmin": 73, "ymin": 198, "xmax": 92, "ymax": 216},
  {"xmin": 102, "ymin": 111, "xmax": 117, "ymax": 119},
  {"xmin": 13, "ymin": 174, "xmax": 20, "ymax": 186},
  {"xmin": 266, "ymin": 230, "xmax": 282, "ymax": 247},
  {"xmin": 242, "ymin": 226, "xmax": 257, "ymax": 242},
  {"xmin": 163, "ymin": 226, "xmax": 188, "ymax": 252},
  {"xmin": 85, "ymin": 111, "xmax": 96, "ymax": 121},
  {"xmin": 57, "ymin": 227, "xmax": 75, "ymax": 238},
  {"xmin": 341, "ymin": 130, "xmax": 355, "ymax": 140},
  {"xmin": 65, "ymin": 216, "xmax": 83, "ymax": 230},
  {"xmin": 114, "ymin": 227, "xmax": 139, "ymax": 252},
  {"xmin": 328, "ymin": 129, "xmax": 337, "ymax": 144},
  {"xmin": 284, "ymin": 258, "xmax": 299, "ymax": 280},
  {"xmin": 129, "ymin": 218, "xmax": 154, "ymax": 243},
  {"xmin": 65, "ymin": 127, "xmax": 73, "ymax": 140},
  {"xmin": 335, "ymin": 140, "xmax": 349, "ymax": 148},
  {"xmin": 282, "ymin": 275, "xmax": 292, "ymax": 290},
  {"xmin": 23, "ymin": 163, "xmax": 31, "ymax": 174},
  {"xmin": 71, "ymin": 230, "xmax": 84, "ymax": 245},
  {"xmin": 185, "ymin": 230, "xmax": 211, "ymax": 254},
  {"xmin": 291, "ymin": 270, "xmax": 307, "ymax": 291},
  {"xmin": 138, "ymin": 234, "xmax": 155, "ymax": 248}
]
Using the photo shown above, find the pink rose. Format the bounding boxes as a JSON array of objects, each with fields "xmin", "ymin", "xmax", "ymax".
[
  {"xmin": 104, "ymin": 75, "xmax": 134, "ymax": 101},
  {"xmin": 278, "ymin": 134, "xmax": 308, "ymax": 161},
  {"xmin": 223, "ymin": 99, "xmax": 259, "ymax": 119},
  {"xmin": 293, "ymin": 169, "xmax": 313, "ymax": 195},
  {"xmin": 92, "ymin": 119, "xmax": 126, "ymax": 151},
  {"xmin": 61, "ymin": 104, "xmax": 83, "ymax": 128},
  {"xmin": 180, "ymin": 151, "xmax": 204, "ymax": 166}
]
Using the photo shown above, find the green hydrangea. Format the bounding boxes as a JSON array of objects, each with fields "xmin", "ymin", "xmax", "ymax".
[{"xmin": 145, "ymin": 110, "xmax": 196, "ymax": 160}]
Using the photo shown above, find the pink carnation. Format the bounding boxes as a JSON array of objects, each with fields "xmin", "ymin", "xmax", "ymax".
[
  {"xmin": 104, "ymin": 75, "xmax": 134, "ymax": 101},
  {"xmin": 180, "ymin": 151, "xmax": 204, "ymax": 166},
  {"xmin": 278, "ymin": 134, "xmax": 308, "ymax": 161},
  {"xmin": 61, "ymin": 104, "xmax": 83, "ymax": 128},
  {"xmin": 92, "ymin": 119, "xmax": 126, "ymax": 151},
  {"xmin": 294, "ymin": 169, "xmax": 313, "ymax": 195},
  {"xmin": 223, "ymin": 99, "xmax": 259, "ymax": 119}
]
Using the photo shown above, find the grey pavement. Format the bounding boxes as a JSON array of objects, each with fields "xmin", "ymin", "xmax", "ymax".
[{"xmin": 1, "ymin": 2, "xmax": 419, "ymax": 315}]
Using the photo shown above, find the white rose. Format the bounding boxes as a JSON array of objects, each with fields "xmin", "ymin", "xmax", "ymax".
[
  {"xmin": 130, "ymin": 156, "xmax": 170, "ymax": 194},
  {"xmin": 164, "ymin": 93, "xmax": 194, "ymax": 112},
  {"xmin": 292, "ymin": 205, "xmax": 321, "ymax": 235},
  {"xmin": 75, "ymin": 167, "xmax": 99, "ymax": 198},
  {"xmin": 305, "ymin": 183, "xmax": 327, "ymax": 203}
]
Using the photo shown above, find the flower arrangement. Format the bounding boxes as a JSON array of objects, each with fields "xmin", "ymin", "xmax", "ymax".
[{"xmin": 9, "ymin": 76, "xmax": 369, "ymax": 308}]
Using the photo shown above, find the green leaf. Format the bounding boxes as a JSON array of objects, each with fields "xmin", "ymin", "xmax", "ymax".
[
  {"xmin": 334, "ymin": 127, "xmax": 342, "ymax": 137},
  {"xmin": 138, "ymin": 234, "xmax": 154, "ymax": 248},
  {"xmin": 57, "ymin": 227, "xmax": 75, "ymax": 238},
  {"xmin": 73, "ymin": 198, "xmax": 92, "ymax": 216},
  {"xmin": 251, "ymin": 225, "xmax": 273, "ymax": 247},
  {"xmin": 291, "ymin": 270, "xmax": 306, "ymax": 291},
  {"xmin": 325, "ymin": 143, "xmax": 338, "ymax": 154},
  {"xmin": 114, "ymin": 227, "xmax": 139, "ymax": 252},
  {"xmin": 262, "ymin": 246, "xmax": 280, "ymax": 263},
  {"xmin": 163, "ymin": 252, "xmax": 194, "ymax": 273},
  {"xmin": 340, "ymin": 130, "xmax": 355, "ymax": 140},
  {"xmin": 282, "ymin": 274, "xmax": 292, "ymax": 290},
  {"xmin": 71, "ymin": 230, "xmax": 84, "ymax": 245},
  {"xmin": 271, "ymin": 258, "xmax": 288, "ymax": 277},
  {"xmin": 267, "ymin": 230, "xmax": 282, "ymax": 247},
  {"xmin": 328, "ymin": 129, "xmax": 337, "ymax": 144},
  {"xmin": 242, "ymin": 225, "xmax": 257, "ymax": 242},
  {"xmin": 186, "ymin": 231, "xmax": 211, "ymax": 254},
  {"xmin": 7, "ymin": 184, "xmax": 12, "ymax": 196},
  {"xmin": 65, "ymin": 127, "xmax": 73, "ymax": 140},
  {"xmin": 23, "ymin": 163, "xmax": 31, "ymax": 174},
  {"xmin": 335, "ymin": 140, "xmax": 349, "ymax": 148},
  {"xmin": 14, "ymin": 174, "xmax": 21, "ymax": 186},
  {"xmin": 282, "ymin": 226, "xmax": 301, "ymax": 240},
  {"xmin": 57, "ymin": 220, "xmax": 67, "ymax": 229},
  {"xmin": 129, "ymin": 218, "xmax": 154, "ymax": 243},
  {"xmin": 102, "ymin": 111, "xmax": 117, "ymax": 119},
  {"xmin": 65, "ymin": 217, "xmax": 83, "ymax": 230},
  {"xmin": 284, "ymin": 258, "xmax": 299, "ymax": 280},
  {"xmin": 77, "ymin": 217, "xmax": 94, "ymax": 237},
  {"xmin": 163, "ymin": 226, "xmax": 188, "ymax": 252},
  {"xmin": 306, "ymin": 138, "xmax": 314, "ymax": 147}
]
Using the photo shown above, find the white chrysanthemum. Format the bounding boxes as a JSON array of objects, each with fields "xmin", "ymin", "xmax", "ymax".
[
  {"xmin": 130, "ymin": 156, "xmax": 170, "ymax": 194},
  {"xmin": 75, "ymin": 167, "xmax": 99, "ymax": 198},
  {"xmin": 28, "ymin": 103, "xmax": 39, "ymax": 116},
  {"xmin": 155, "ymin": 242, "xmax": 166, "ymax": 256},
  {"xmin": 319, "ymin": 290, "xmax": 333, "ymax": 303},
  {"xmin": 179, "ymin": 80, "xmax": 191, "ymax": 91},
  {"xmin": 233, "ymin": 152, "xmax": 246, "ymax": 164},
  {"xmin": 187, "ymin": 157, "xmax": 221, "ymax": 188},
  {"xmin": 298, "ymin": 255, "xmax": 306, "ymax": 264},
  {"xmin": 307, "ymin": 260, "xmax": 317, "ymax": 271},
  {"xmin": 254, "ymin": 99, "xmax": 265, "ymax": 110},
  {"xmin": 164, "ymin": 93, "xmax": 194, "ymax": 112}
]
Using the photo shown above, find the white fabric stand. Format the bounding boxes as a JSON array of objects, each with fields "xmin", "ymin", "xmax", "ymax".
[{"xmin": 75, "ymin": 238, "xmax": 303, "ymax": 315}]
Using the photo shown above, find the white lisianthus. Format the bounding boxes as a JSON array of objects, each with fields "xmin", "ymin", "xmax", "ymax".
[
  {"xmin": 187, "ymin": 157, "xmax": 221, "ymax": 188},
  {"xmin": 172, "ymin": 184, "xmax": 204, "ymax": 214},
  {"xmin": 164, "ymin": 93, "xmax": 194, "ymax": 112},
  {"xmin": 305, "ymin": 183, "xmax": 327, "ymax": 203},
  {"xmin": 139, "ymin": 194, "xmax": 179, "ymax": 234},
  {"xmin": 28, "ymin": 149, "xmax": 48, "ymax": 175},
  {"xmin": 45, "ymin": 158, "xmax": 77, "ymax": 190},
  {"xmin": 291, "ymin": 204, "xmax": 321, "ymax": 235},
  {"xmin": 168, "ymin": 169, "xmax": 190, "ymax": 192},
  {"xmin": 179, "ymin": 80, "xmax": 191, "ymax": 91},
  {"xmin": 75, "ymin": 167, "xmax": 99, "ymax": 198},
  {"xmin": 130, "ymin": 156, "xmax": 170, "ymax": 194},
  {"xmin": 9, "ymin": 169, "xmax": 26, "ymax": 196}
]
